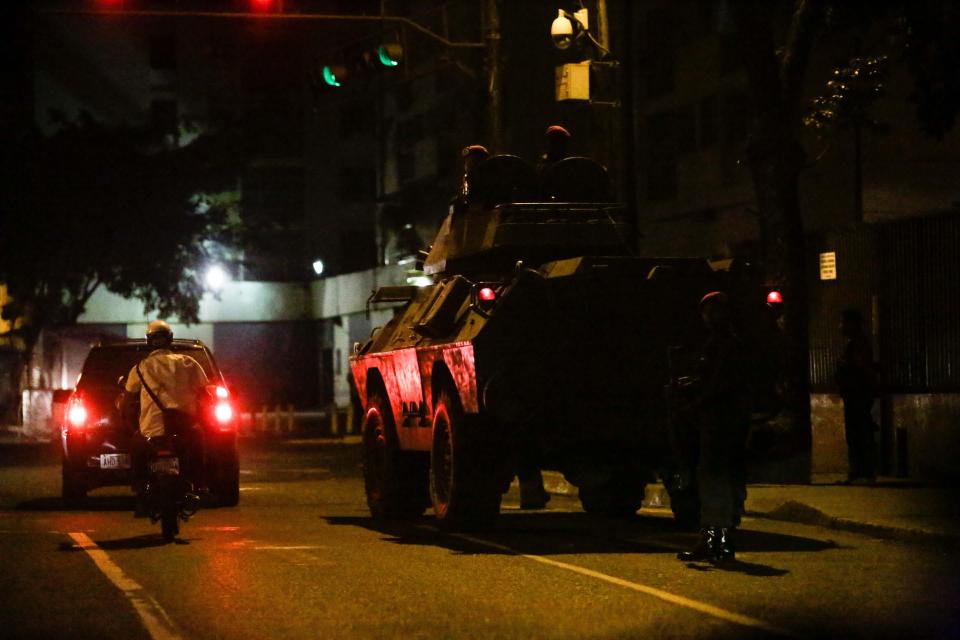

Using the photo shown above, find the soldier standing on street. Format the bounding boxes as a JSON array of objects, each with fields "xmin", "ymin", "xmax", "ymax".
[
  {"xmin": 677, "ymin": 291, "xmax": 751, "ymax": 564},
  {"xmin": 836, "ymin": 308, "xmax": 877, "ymax": 484}
]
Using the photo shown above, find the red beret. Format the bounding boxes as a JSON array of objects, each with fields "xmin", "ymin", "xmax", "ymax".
[
  {"xmin": 461, "ymin": 144, "xmax": 489, "ymax": 158},
  {"xmin": 699, "ymin": 291, "xmax": 729, "ymax": 309}
]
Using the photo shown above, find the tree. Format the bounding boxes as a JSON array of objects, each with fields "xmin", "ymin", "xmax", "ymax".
[
  {"xmin": 0, "ymin": 114, "xmax": 243, "ymax": 403},
  {"xmin": 722, "ymin": 0, "xmax": 959, "ymax": 477}
]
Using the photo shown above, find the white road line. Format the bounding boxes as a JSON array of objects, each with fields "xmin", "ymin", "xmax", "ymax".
[
  {"xmin": 252, "ymin": 545, "xmax": 325, "ymax": 550},
  {"xmin": 68, "ymin": 532, "xmax": 183, "ymax": 640},
  {"xmin": 434, "ymin": 528, "xmax": 799, "ymax": 639}
]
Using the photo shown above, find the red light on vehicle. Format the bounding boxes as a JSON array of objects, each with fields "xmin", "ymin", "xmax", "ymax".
[
  {"xmin": 215, "ymin": 385, "xmax": 229, "ymax": 399},
  {"xmin": 250, "ymin": 0, "xmax": 273, "ymax": 10},
  {"xmin": 67, "ymin": 400, "xmax": 88, "ymax": 428},
  {"xmin": 478, "ymin": 287, "xmax": 496, "ymax": 302},
  {"xmin": 766, "ymin": 290, "xmax": 783, "ymax": 304},
  {"xmin": 214, "ymin": 402, "xmax": 234, "ymax": 426}
]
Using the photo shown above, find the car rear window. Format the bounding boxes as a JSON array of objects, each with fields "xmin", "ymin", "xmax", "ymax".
[{"xmin": 78, "ymin": 346, "xmax": 217, "ymax": 389}]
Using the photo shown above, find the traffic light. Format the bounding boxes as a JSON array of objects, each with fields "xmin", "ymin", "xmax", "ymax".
[
  {"xmin": 318, "ymin": 41, "xmax": 403, "ymax": 89},
  {"xmin": 376, "ymin": 43, "xmax": 402, "ymax": 68},
  {"xmin": 321, "ymin": 65, "xmax": 345, "ymax": 87}
]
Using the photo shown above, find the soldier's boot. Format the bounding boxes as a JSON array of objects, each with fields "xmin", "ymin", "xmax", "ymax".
[
  {"xmin": 677, "ymin": 527, "xmax": 716, "ymax": 561},
  {"xmin": 712, "ymin": 527, "xmax": 736, "ymax": 563}
]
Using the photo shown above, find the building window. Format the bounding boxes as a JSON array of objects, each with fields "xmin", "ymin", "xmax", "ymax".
[
  {"xmin": 673, "ymin": 104, "xmax": 697, "ymax": 155},
  {"xmin": 647, "ymin": 158, "xmax": 678, "ymax": 203},
  {"xmin": 150, "ymin": 99, "xmax": 178, "ymax": 134},
  {"xmin": 149, "ymin": 35, "xmax": 177, "ymax": 70},
  {"xmin": 699, "ymin": 94, "xmax": 720, "ymax": 149},
  {"xmin": 339, "ymin": 101, "xmax": 374, "ymax": 139},
  {"xmin": 644, "ymin": 8, "xmax": 675, "ymax": 98},
  {"xmin": 337, "ymin": 167, "xmax": 376, "ymax": 201}
]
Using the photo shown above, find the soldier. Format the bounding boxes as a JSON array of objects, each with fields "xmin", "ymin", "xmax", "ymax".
[
  {"xmin": 836, "ymin": 308, "xmax": 877, "ymax": 484},
  {"xmin": 536, "ymin": 124, "xmax": 571, "ymax": 174},
  {"xmin": 677, "ymin": 291, "xmax": 750, "ymax": 564},
  {"xmin": 460, "ymin": 144, "xmax": 489, "ymax": 199}
]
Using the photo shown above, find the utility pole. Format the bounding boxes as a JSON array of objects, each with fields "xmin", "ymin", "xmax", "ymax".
[{"xmin": 484, "ymin": 0, "xmax": 503, "ymax": 154}]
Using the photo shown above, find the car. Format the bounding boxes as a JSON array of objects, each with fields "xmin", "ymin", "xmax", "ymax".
[{"xmin": 60, "ymin": 338, "xmax": 240, "ymax": 507}]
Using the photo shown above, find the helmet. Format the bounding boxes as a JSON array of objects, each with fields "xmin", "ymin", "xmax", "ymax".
[{"xmin": 146, "ymin": 320, "xmax": 173, "ymax": 349}]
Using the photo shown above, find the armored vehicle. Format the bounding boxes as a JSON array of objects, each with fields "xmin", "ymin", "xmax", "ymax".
[{"xmin": 350, "ymin": 155, "xmax": 733, "ymax": 528}]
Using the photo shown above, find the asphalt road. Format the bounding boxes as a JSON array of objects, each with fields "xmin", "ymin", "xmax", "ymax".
[{"xmin": 1, "ymin": 438, "xmax": 957, "ymax": 640}]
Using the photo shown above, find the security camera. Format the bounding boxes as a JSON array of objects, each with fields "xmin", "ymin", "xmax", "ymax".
[
  {"xmin": 550, "ymin": 8, "xmax": 589, "ymax": 51},
  {"xmin": 551, "ymin": 10, "xmax": 575, "ymax": 50}
]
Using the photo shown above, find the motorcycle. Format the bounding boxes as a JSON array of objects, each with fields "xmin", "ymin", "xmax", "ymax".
[{"xmin": 144, "ymin": 434, "xmax": 200, "ymax": 542}]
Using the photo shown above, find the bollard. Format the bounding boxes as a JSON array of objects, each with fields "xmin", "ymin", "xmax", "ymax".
[
  {"xmin": 329, "ymin": 402, "xmax": 339, "ymax": 436},
  {"xmin": 346, "ymin": 403, "xmax": 355, "ymax": 435},
  {"xmin": 273, "ymin": 404, "xmax": 283, "ymax": 435}
]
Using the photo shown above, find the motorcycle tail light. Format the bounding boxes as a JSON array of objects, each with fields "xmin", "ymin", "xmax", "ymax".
[{"xmin": 67, "ymin": 398, "xmax": 88, "ymax": 429}]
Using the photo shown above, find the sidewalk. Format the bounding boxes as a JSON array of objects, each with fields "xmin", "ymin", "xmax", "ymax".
[{"xmin": 543, "ymin": 471, "xmax": 960, "ymax": 545}]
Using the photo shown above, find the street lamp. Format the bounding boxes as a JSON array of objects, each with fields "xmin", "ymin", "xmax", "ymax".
[
  {"xmin": 205, "ymin": 264, "xmax": 229, "ymax": 292},
  {"xmin": 312, "ymin": 259, "xmax": 325, "ymax": 276}
]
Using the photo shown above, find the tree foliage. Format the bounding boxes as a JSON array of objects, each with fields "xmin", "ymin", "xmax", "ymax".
[
  {"xmin": 0, "ymin": 115, "xmax": 242, "ymax": 343},
  {"xmin": 720, "ymin": 0, "xmax": 959, "ymax": 477}
]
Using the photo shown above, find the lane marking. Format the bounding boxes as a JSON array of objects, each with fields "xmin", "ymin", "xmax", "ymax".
[
  {"xmin": 68, "ymin": 532, "xmax": 183, "ymax": 640},
  {"xmin": 426, "ymin": 527, "xmax": 798, "ymax": 638},
  {"xmin": 252, "ymin": 545, "xmax": 325, "ymax": 550}
]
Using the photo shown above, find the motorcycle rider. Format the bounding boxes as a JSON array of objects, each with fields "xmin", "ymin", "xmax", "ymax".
[{"xmin": 121, "ymin": 320, "xmax": 209, "ymax": 514}]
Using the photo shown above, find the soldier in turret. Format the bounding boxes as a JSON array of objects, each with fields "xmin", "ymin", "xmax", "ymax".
[{"xmin": 536, "ymin": 124, "xmax": 571, "ymax": 175}]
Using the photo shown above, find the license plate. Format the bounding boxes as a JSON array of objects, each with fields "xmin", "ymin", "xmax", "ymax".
[
  {"xmin": 99, "ymin": 454, "xmax": 131, "ymax": 469},
  {"xmin": 150, "ymin": 457, "xmax": 180, "ymax": 475}
]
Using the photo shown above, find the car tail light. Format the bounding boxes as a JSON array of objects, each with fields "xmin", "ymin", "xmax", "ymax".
[
  {"xmin": 215, "ymin": 385, "xmax": 229, "ymax": 399},
  {"xmin": 215, "ymin": 402, "xmax": 234, "ymax": 425},
  {"xmin": 67, "ymin": 398, "xmax": 88, "ymax": 429}
]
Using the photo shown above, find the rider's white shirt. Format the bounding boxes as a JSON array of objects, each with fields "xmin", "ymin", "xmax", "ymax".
[{"xmin": 125, "ymin": 349, "xmax": 208, "ymax": 438}]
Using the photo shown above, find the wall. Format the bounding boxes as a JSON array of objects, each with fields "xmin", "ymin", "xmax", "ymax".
[{"xmin": 811, "ymin": 392, "xmax": 960, "ymax": 482}]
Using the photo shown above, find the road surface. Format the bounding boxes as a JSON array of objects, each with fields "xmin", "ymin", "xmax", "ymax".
[{"xmin": 1, "ymin": 438, "xmax": 957, "ymax": 639}]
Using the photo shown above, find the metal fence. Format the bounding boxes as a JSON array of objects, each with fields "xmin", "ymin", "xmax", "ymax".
[{"xmin": 808, "ymin": 212, "xmax": 960, "ymax": 392}]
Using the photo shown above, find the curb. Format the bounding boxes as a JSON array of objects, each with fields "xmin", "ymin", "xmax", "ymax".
[
  {"xmin": 748, "ymin": 500, "xmax": 960, "ymax": 547},
  {"xmin": 542, "ymin": 471, "xmax": 957, "ymax": 546}
]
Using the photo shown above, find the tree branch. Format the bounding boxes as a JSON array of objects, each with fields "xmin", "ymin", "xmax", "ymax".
[{"xmin": 781, "ymin": 0, "xmax": 825, "ymax": 118}]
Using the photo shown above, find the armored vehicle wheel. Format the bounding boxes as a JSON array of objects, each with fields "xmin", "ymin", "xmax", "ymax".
[
  {"xmin": 429, "ymin": 389, "xmax": 502, "ymax": 529},
  {"xmin": 577, "ymin": 469, "xmax": 645, "ymax": 517},
  {"xmin": 362, "ymin": 390, "xmax": 429, "ymax": 519}
]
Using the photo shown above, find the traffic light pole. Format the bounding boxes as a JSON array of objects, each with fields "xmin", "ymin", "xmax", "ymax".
[
  {"xmin": 40, "ymin": 8, "xmax": 486, "ymax": 50},
  {"xmin": 484, "ymin": 0, "xmax": 503, "ymax": 154}
]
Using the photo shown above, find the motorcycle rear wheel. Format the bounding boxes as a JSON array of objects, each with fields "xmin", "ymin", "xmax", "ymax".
[{"xmin": 160, "ymin": 510, "xmax": 179, "ymax": 542}]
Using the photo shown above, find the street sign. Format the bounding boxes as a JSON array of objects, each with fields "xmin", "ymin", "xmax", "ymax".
[{"xmin": 819, "ymin": 251, "xmax": 837, "ymax": 280}]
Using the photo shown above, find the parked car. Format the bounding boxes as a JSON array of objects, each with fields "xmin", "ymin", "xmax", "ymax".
[{"xmin": 60, "ymin": 339, "xmax": 240, "ymax": 507}]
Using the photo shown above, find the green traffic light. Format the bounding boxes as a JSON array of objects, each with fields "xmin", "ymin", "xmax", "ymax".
[
  {"xmin": 322, "ymin": 66, "xmax": 341, "ymax": 87},
  {"xmin": 377, "ymin": 45, "xmax": 400, "ymax": 67}
]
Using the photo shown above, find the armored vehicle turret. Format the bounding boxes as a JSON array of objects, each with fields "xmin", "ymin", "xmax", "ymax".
[{"xmin": 350, "ymin": 154, "xmax": 733, "ymax": 528}]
